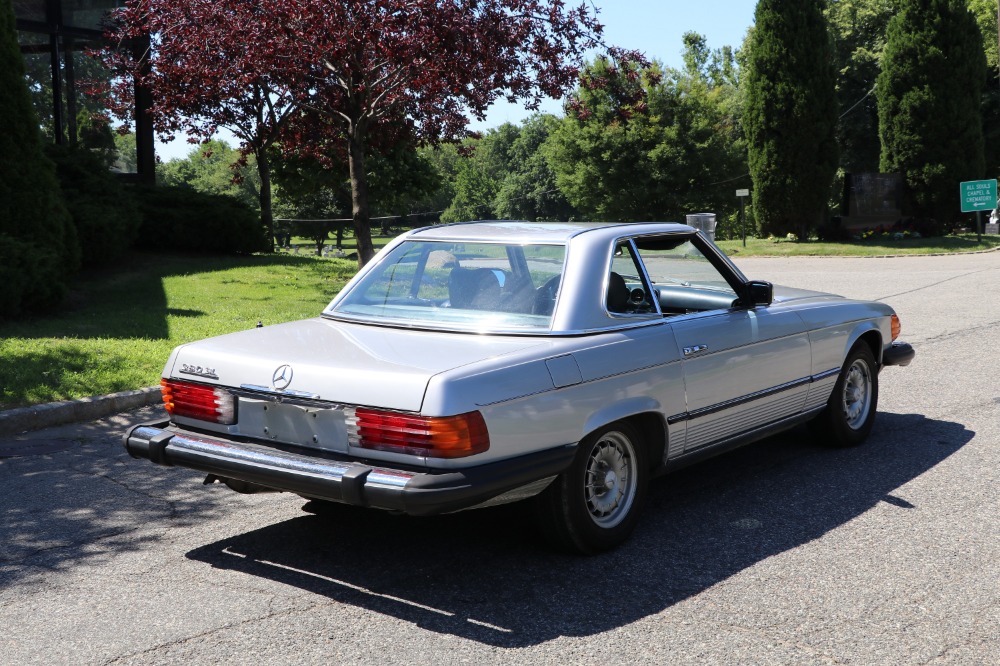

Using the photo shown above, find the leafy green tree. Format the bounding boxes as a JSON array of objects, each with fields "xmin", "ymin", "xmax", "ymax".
[
  {"xmin": 0, "ymin": 0, "xmax": 78, "ymax": 317},
  {"xmin": 417, "ymin": 143, "xmax": 461, "ymax": 217},
  {"xmin": 826, "ymin": 0, "xmax": 897, "ymax": 173},
  {"xmin": 441, "ymin": 125, "xmax": 519, "ymax": 222},
  {"xmin": 878, "ymin": 0, "xmax": 985, "ymax": 228},
  {"xmin": 157, "ymin": 140, "xmax": 261, "ymax": 209},
  {"xmin": 366, "ymin": 143, "xmax": 443, "ymax": 231},
  {"xmin": 494, "ymin": 114, "xmax": 578, "ymax": 221},
  {"xmin": 440, "ymin": 115, "xmax": 581, "ymax": 224},
  {"xmin": 546, "ymin": 47, "xmax": 745, "ymax": 224},
  {"xmin": 744, "ymin": 0, "xmax": 839, "ymax": 239},
  {"xmin": 113, "ymin": 132, "xmax": 139, "ymax": 173},
  {"xmin": 969, "ymin": 0, "xmax": 999, "ymax": 75}
]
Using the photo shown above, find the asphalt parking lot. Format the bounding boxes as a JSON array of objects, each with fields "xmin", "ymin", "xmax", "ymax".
[{"xmin": 1, "ymin": 252, "xmax": 997, "ymax": 665}]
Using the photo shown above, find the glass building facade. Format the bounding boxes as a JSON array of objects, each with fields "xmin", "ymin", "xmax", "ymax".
[{"xmin": 14, "ymin": 0, "xmax": 155, "ymax": 182}]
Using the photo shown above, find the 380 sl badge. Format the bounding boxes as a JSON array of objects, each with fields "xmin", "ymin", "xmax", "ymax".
[{"xmin": 179, "ymin": 363, "xmax": 219, "ymax": 380}]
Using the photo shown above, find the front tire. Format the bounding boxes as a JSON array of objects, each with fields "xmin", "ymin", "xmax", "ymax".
[
  {"xmin": 536, "ymin": 420, "xmax": 648, "ymax": 554},
  {"xmin": 814, "ymin": 343, "xmax": 879, "ymax": 447}
]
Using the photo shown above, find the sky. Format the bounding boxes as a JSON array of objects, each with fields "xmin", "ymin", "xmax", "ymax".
[{"xmin": 155, "ymin": 1, "xmax": 757, "ymax": 161}]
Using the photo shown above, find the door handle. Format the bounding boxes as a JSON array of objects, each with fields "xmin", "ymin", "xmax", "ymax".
[{"xmin": 683, "ymin": 344, "xmax": 708, "ymax": 356}]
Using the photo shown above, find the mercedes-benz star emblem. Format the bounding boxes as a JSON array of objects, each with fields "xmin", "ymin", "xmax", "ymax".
[{"xmin": 272, "ymin": 364, "xmax": 293, "ymax": 390}]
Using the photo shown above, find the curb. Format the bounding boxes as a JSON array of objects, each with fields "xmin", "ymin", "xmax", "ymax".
[{"xmin": 0, "ymin": 387, "xmax": 162, "ymax": 438}]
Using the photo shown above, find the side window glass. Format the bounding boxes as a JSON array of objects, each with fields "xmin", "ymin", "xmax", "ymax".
[
  {"xmin": 608, "ymin": 242, "xmax": 656, "ymax": 315},
  {"xmin": 632, "ymin": 237, "xmax": 739, "ymax": 315}
]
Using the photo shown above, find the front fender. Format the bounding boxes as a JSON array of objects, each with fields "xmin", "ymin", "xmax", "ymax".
[{"xmin": 843, "ymin": 319, "xmax": 885, "ymax": 364}]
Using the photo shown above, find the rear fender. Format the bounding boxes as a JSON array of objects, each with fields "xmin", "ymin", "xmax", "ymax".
[{"xmin": 582, "ymin": 397, "xmax": 662, "ymax": 438}]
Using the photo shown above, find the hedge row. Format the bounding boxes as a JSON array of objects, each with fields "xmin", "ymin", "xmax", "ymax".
[{"xmin": 0, "ymin": 146, "xmax": 268, "ymax": 320}]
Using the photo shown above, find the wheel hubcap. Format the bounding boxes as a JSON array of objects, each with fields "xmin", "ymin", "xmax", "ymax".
[
  {"xmin": 842, "ymin": 359, "xmax": 872, "ymax": 430},
  {"xmin": 584, "ymin": 431, "xmax": 638, "ymax": 528}
]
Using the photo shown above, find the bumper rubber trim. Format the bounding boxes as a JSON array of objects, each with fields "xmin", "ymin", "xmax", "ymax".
[
  {"xmin": 123, "ymin": 421, "xmax": 576, "ymax": 516},
  {"xmin": 882, "ymin": 341, "xmax": 915, "ymax": 367}
]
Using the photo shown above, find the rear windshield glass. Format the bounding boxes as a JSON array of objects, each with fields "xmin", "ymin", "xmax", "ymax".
[{"xmin": 326, "ymin": 240, "xmax": 566, "ymax": 331}]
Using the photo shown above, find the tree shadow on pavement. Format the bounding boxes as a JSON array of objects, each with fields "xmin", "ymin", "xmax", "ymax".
[
  {"xmin": 185, "ymin": 412, "xmax": 972, "ymax": 648},
  {"xmin": 0, "ymin": 406, "xmax": 232, "ymax": 588}
]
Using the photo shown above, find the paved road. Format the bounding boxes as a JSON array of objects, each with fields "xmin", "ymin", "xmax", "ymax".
[{"xmin": 1, "ymin": 253, "xmax": 997, "ymax": 665}]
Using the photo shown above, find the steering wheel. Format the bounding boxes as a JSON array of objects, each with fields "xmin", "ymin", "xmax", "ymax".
[{"xmin": 533, "ymin": 275, "xmax": 561, "ymax": 315}]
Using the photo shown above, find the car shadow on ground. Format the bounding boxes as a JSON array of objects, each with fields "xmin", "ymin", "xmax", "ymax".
[{"xmin": 186, "ymin": 412, "xmax": 971, "ymax": 648}]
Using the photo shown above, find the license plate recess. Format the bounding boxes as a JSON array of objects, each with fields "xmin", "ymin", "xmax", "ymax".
[{"xmin": 240, "ymin": 400, "xmax": 349, "ymax": 453}]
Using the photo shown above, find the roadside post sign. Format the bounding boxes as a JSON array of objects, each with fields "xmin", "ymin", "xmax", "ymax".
[
  {"xmin": 736, "ymin": 189, "xmax": 750, "ymax": 246},
  {"xmin": 960, "ymin": 179, "xmax": 997, "ymax": 242},
  {"xmin": 960, "ymin": 179, "xmax": 996, "ymax": 213}
]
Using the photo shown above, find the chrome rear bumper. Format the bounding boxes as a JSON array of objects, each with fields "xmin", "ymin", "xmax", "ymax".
[{"xmin": 124, "ymin": 421, "xmax": 574, "ymax": 515}]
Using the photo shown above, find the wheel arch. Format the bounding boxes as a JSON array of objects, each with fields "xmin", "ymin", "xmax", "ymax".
[
  {"xmin": 582, "ymin": 399, "xmax": 667, "ymax": 472},
  {"xmin": 630, "ymin": 412, "xmax": 668, "ymax": 472},
  {"xmin": 847, "ymin": 326, "xmax": 883, "ymax": 366}
]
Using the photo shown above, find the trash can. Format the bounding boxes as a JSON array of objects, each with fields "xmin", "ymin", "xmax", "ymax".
[{"xmin": 685, "ymin": 213, "xmax": 717, "ymax": 243}]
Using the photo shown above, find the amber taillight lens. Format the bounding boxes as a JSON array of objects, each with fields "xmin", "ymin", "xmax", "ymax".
[
  {"xmin": 347, "ymin": 408, "xmax": 490, "ymax": 458},
  {"xmin": 161, "ymin": 379, "xmax": 236, "ymax": 425},
  {"xmin": 891, "ymin": 314, "xmax": 901, "ymax": 341}
]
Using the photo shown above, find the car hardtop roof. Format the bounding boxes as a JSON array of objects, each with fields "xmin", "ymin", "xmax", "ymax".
[{"xmin": 407, "ymin": 220, "xmax": 695, "ymax": 244}]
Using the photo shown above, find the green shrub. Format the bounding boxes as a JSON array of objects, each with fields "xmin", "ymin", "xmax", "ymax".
[
  {"xmin": 0, "ymin": 234, "xmax": 69, "ymax": 319},
  {"xmin": 0, "ymin": 0, "xmax": 78, "ymax": 316},
  {"xmin": 132, "ymin": 185, "xmax": 268, "ymax": 254},
  {"xmin": 47, "ymin": 145, "xmax": 141, "ymax": 267}
]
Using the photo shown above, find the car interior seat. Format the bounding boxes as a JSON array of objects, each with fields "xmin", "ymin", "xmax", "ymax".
[
  {"xmin": 607, "ymin": 272, "xmax": 631, "ymax": 313},
  {"xmin": 448, "ymin": 267, "xmax": 503, "ymax": 310}
]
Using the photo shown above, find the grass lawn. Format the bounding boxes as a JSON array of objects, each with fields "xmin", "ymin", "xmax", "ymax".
[
  {"xmin": 1, "ymin": 229, "xmax": 998, "ymax": 411},
  {"xmin": 0, "ymin": 251, "xmax": 356, "ymax": 410},
  {"xmin": 716, "ymin": 232, "xmax": 1000, "ymax": 257}
]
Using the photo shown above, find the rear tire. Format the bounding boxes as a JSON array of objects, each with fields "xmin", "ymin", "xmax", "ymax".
[
  {"xmin": 813, "ymin": 343, "xmax": 879, "ymax": 448},
  {"xmin": 535, "ymin": 420, "xmax": 648, "ymax": 554}
]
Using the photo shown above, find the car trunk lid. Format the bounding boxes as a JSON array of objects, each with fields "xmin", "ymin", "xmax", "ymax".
[{"xmin": 167, "ymin": 318, "xmax": 546, "ymax": 412}]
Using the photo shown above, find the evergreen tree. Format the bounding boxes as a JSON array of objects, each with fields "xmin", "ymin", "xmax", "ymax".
[
  {"xmin": 968, "ymin": 0, "xmax": 1000, "ymax": 177},
  {"xmin": 878, "ymin": 0, "xmax": 985, "ymax": 228},
  {"xmin": 744, "ymin": 0, "xmax": 839, "ymax": 239},
  {"xmin": 826, "ymin": 0, "xmax": 897, "ymax": 173},
  {"xmin": 0, "ymin": 0, "xmax": 78, "ymax": 317}
]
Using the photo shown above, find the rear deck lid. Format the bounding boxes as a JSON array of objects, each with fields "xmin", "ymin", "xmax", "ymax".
[{"xmin": 168, "ymin": 318, "xmax": 547, "ymax": 412}]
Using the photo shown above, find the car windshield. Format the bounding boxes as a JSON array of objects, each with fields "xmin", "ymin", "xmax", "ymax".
[{"xmin": 326, "ymin": 240, "xmax": 566, "ymax": 332}]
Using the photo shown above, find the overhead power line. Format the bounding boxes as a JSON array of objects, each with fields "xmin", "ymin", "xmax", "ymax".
[{"xmin": 840, "ymin": 86, "xmax": 877, "ymax": 119}]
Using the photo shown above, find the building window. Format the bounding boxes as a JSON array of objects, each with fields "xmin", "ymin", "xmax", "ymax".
[{"xmin": 14, "ymin": 0, "xmax": 153, "ymax": 182}]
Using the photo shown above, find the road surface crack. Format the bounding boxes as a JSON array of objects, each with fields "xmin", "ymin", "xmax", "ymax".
[{"xmin": 875, "ymin": 267, "xmax": 996, "ymax": 302}]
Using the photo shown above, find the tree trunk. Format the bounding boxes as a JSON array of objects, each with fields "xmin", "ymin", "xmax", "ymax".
[
  {"xmin": 347, "ymin": 126, "xmax": 375, "ymax": 268},
  {"xmin": 257, "ymin": 148, "xmax": 275, "ymax": 252}
]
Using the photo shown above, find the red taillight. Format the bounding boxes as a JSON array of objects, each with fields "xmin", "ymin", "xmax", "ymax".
[
  {"xmin": 349, "ymin": 408, "xmax": 490, "ymax": 458},
  {"xmin": 161, "ymin": 379, "xmax": 236, "ymax": 425}
]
